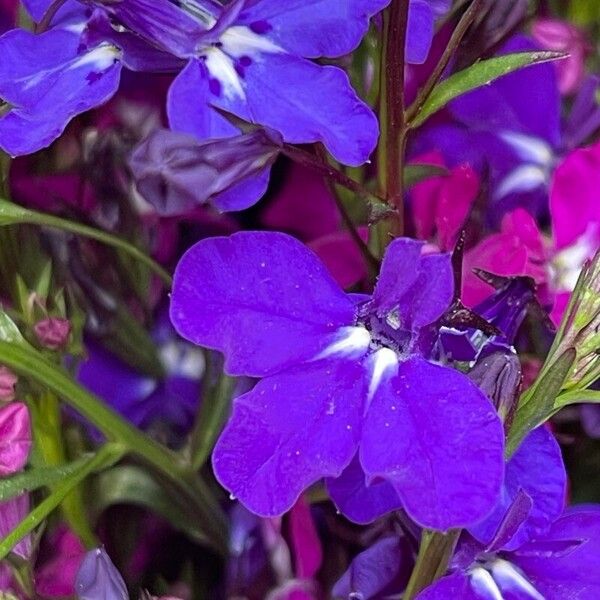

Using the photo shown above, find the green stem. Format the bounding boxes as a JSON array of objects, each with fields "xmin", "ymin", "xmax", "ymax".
[
  {"xmin": 372, "ymin": 0, "xmax": 410, "ymax": 257},
  {"xmin": 0, "ymin": 199, "xmax": 172, "ymax": 286},
  {"xmin": 0, "ymin": 341, "xmax": 229, "ymax": 555},
  {"xmin": 404, "ymin": 529, "xmax": 460, "ymax": 600},
  {"xmin": 0, "ymin": 444, "xmax": 125, "ymax": 561}
]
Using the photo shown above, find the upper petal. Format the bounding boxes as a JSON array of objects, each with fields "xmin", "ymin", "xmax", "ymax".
[
  {"xmin": 212, "ymin": 358, "xmax": 366, "ymax": 516},
  {"xmin": 170, "ymin": 231, "xmax": 356, "ymax": 377},
  {"xmin": 360, "ymin": 357, "xmax": 505, "ymax": 531},
  {"xmin": 237, "ymin": 0, "xmax": 390, "ymax": 58}
]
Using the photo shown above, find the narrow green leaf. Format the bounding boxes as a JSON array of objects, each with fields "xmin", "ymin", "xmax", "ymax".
[
  {"xmin": 0, "ymin": 444, "xmax": 124, "ymax": 560},
  {"xmin": 507, "ymin": 348, "xmax": 576, "ymax": 456},
  {"xmin": 0, "ymin": 310, "xmax": 30, "ymax": 348},
  {"xmin": 554, "ymin": 389, "xmax": 600, "ymax": 409},
  {"xmin": 0, "ymin": 340, "xmax": 229, "ymax": 554},
  {"xmin": 0, "ymin": 455, "xmax": 97, "ymax": 502},
  {"xmin": 0, "ymin": 198, "xmax": 172, "ymax": 286},
  {"xmin": 409, "ymin": 51, "xmax": 566, "ymax": 128},
  {"xmin": 92, "ymin": 466, "xmax": 209, "ymax": 545}
]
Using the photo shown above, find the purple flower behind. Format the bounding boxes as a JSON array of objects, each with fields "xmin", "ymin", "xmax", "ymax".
[
  {"xmin": 170, "ymin": 232, "xmax": 504, "ymax": 531},
  {"xmin": 75, "ymin": 547, "xmax": 128, "ymax": 600}
]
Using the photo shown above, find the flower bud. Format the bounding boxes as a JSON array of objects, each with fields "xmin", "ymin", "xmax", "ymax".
[
  {"xmin": 0, "ymin": 367, "xmax": 17, "ymax": 402},
  {"xmin": 0, "ymin": 495, "xmax": 31, "ymax": 560},
  {"xmin": 129, "ymin": 128, "xmax": 282, "ymax": 216},
  {"xmin": 469, "ymin": 352, "xmax": 522, "ymax": 427},
  {"xmin": 0, "ymin": 402, "xmax": 31, "ymax": 476},
  {"xmin": 34, "ymin": 317, "xmax": 71, "ymax": 350},
  {"xmin": 76, "ymin": 547, "xmax": 128, "ymax": 600}
]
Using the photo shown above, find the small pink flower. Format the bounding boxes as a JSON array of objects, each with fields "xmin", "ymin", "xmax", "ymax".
[
  {"xmin": 0, "ymin": 402, "xmax": 31, "ymax": 476},
  {"xmin": 0, "ymin": 366, "xmax": 18, "ymax": 402},
  {"xmin": 34, "ymin": 317, "xmax": 71, "ymax": 350},
  {"xmin": 0, "ymin": 494, "xmax": 31, "ymax": 560},
  {"xmin": 532, "ymin": 18, "xmax": 589, "ymax": 95}
]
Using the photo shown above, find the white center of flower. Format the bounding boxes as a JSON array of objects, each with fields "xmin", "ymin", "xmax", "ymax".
[
  {"xmin": 489, "ymin": 559, "xmax": 544, "ymax": 600},
  {"xmin": 316, "ymin": 326, "xmax": 372, "ymax": 360},
  {"xmin": 469, "ymin": 566, "xmax": 504, "ymax": 600},
  {"xmin": 367, "ymin": 347, "xmax": 399, "ymax": 402},
  {"xmin": 552, "ymin": 223, "xmax": 600, "ymax": 291}
]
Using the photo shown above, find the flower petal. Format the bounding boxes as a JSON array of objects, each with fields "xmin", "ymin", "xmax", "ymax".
[
  {"xmin": 213, "ymin": 358, "xmax": 366, "ymax": 516},
  {"xmin": 212, "ymin": 53, "xmax": 379, "ymax": 166},
  {"xmin": 327, "ymin": 453, "xmax": 403, "ymax": 524},
  {"xmin": 237, "ymin": 0, "xmax": 390, "ymax": 58},
  {"xmin": 170, "ymin": 231, "xmax": 357, "ymax": 377},
  {"xmin": 0, "ymin": 29, "xmax": 122, "ymax": 156},
  {"xmin": 360, "ymin": 357, "xmax": 504, "ymax": 530}
]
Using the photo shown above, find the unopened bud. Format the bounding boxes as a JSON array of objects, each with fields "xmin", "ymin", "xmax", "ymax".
[
  {"xmin": 34, "ymin": 317, "xmax": 71, "ymax": 350},
  {"xmin": 129, "ymin": 128, "xmax": 282, "ymax": 216},
  {"xmin": 469, "ymin": 352, "xmax": 522, "ymax": 428},
  {"xmin": 76, "ymin": 547, "xmax": 128, "ymax": 600},
  {"xmin": 0, "ymin": 367, "xmax": 17, "ymax": 402}
]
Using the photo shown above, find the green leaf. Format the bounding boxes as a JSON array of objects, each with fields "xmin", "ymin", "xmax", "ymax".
[
  {"xmin": 404, "ymin": 163, "xmax": 448, "ymax": 188},
  {"xmin": 0, "ymin": 310, "xmax": 30, "ymax": 348},
  {"xmin": 91, "ymin": 465, "xmax": 209, "ymax": 545},
  {"xmin": 0, "ymin": 444, "xmax": 124, "ymax": 561},
  {"xmin": 0, "ymin": 455, "xmax": 97, "ymax": 502},
  {"xmin": 409, "ymin": 51, "xmax": 566, "ymax": 128},
  {"xmin": 554, "ymin": 389, "xmax": 600, "ymax": 409},
  {"xmin": 0, "ymin": 340, "xmax": 228, "ymax": 554},
  {"xmin": 0, "ymin": 198, "xmax": 172, "ymax": 286},
  {"xmin": 507, "ymin": 348, "xmax": 576, "ymax": 456}
]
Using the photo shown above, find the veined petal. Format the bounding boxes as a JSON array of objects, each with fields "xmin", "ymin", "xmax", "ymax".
[
  {"xmin": 212, "ymin": 358, "xmax": 366, "ymax": 516},
  {"xmin": 360, "ymin": 357, "xmax": 504, "ymax": 530},
  {"xmin": 170, "ymin": 231, "xmax": 356, "ymax": 377}
]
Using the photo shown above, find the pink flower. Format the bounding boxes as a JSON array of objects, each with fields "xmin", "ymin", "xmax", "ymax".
[
  {"xmin": 0, "ymin": 366, "xmax": 18, "ymax": 402},
  {"xmin": 0, "ymin": 402, "xmax": 32, "ymax": 476},
  {"xmin": 532, "ymin": 18, "xmax": 589, "ymax": 95}
]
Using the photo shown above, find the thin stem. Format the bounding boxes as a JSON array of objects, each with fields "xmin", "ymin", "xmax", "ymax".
[
  {"xmin": 406, "ymin": 0, "xmax": 482, "ymax": 124},
  {"xmin": 0, "ymin": 200, "xmax": 172, "ymax": 286},
  {"xmin": 35, "ymin": 0, "xmax": 68, "ymax": 33},
  {"xmin": 378, "ymin": 0, "xmax": 410, "ymax": 233},
  {"xmin": 404, "ymin": 530, "xmax": 460, "ymax": 600},
  {"xmin": 281, "ymin": 145, "xmax": 384, "ymax": 205}
]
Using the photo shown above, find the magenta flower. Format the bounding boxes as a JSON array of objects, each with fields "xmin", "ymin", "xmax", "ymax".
[
  {"xmin": 0, "ymin": 402, "xmax": 31, "ymax": 476},
  {"xmin": 171, "ymin": 232, "xmax": 504, "ymax": 530}
]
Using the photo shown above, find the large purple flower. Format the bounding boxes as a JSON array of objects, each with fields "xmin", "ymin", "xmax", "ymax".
[{"xmin": 170, "ymin": 232, "xmax": 504, "ymax": 531}]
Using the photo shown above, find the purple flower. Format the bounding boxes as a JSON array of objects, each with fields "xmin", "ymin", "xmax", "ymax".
[
  {"xmin": 75, "ymin": 547, "xmax": 128, "ymax": 600},
  {"xmin": 170, "ymin": 232, "xmax": 505, "ymax": 530},
  {"xmin": 129, "ymin": 128, "xmax": 281, "ymax": 215}
]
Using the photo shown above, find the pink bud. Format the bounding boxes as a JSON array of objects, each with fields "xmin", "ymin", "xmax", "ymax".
[
  {"xmin": 34, "ymin": 317, "xmax": 71, "ymax": 350},
  {"xmin": 0, "ymin": 366, "xmax": 17, "ymax": 402},
  {"xmin": 0, "ymin": 402, "xmax": 31, "ymax": 476},
  {"xmin": 532, "ymin": 18, "xmax": 588, "ymax": 95}
]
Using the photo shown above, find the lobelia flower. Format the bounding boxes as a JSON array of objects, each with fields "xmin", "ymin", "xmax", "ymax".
[
  {"xmin": 75, "ymin": 547, "xmax": 128, "ymax": 600},
  {"xmin": 170, "ymin": 231, "xmax": 505, "ymax": 531},
  {"xmin": 333, "ymin": 426, "xmax": 567, "ymax": 599}
]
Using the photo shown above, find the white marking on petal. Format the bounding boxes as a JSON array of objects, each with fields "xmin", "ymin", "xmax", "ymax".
[
  {"xmin": 367, "ymin": 347, "xmax": 398, "ymax": 402},
  {"xmin": 160, "ymin": 341, "xmax": 205, "ymax": 380},
  {"xmin": 490, "ymin": 559, "xmax": 544, "ymax": 600},
  {"xmin": 316, "ymin": 326, "xmax": 371, "ymax": 360},
  {"xmin": 494, "ymin": 164, "xmax": 548, "ymax": 199},
  {"xmin": 469, "ymin": 567, "xmax": 503, "ymax": 600},
  {"xmin": 500, "ymin": 131, "xmax": 554, "ymax": 166},
  {"xmin": 204, "ymin": 47, "xmax": 246, "ymax": 100},
  {"xmin": 220, "ymin": 26, "xmax": 283, "ymax": 58},
  {"xmin": 71, "ymin": 44, "xmax": 121, "ymax": 70},
  {"xmin": 552, "ymin": 223, "xmax": 600, "ymax": 291}
]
